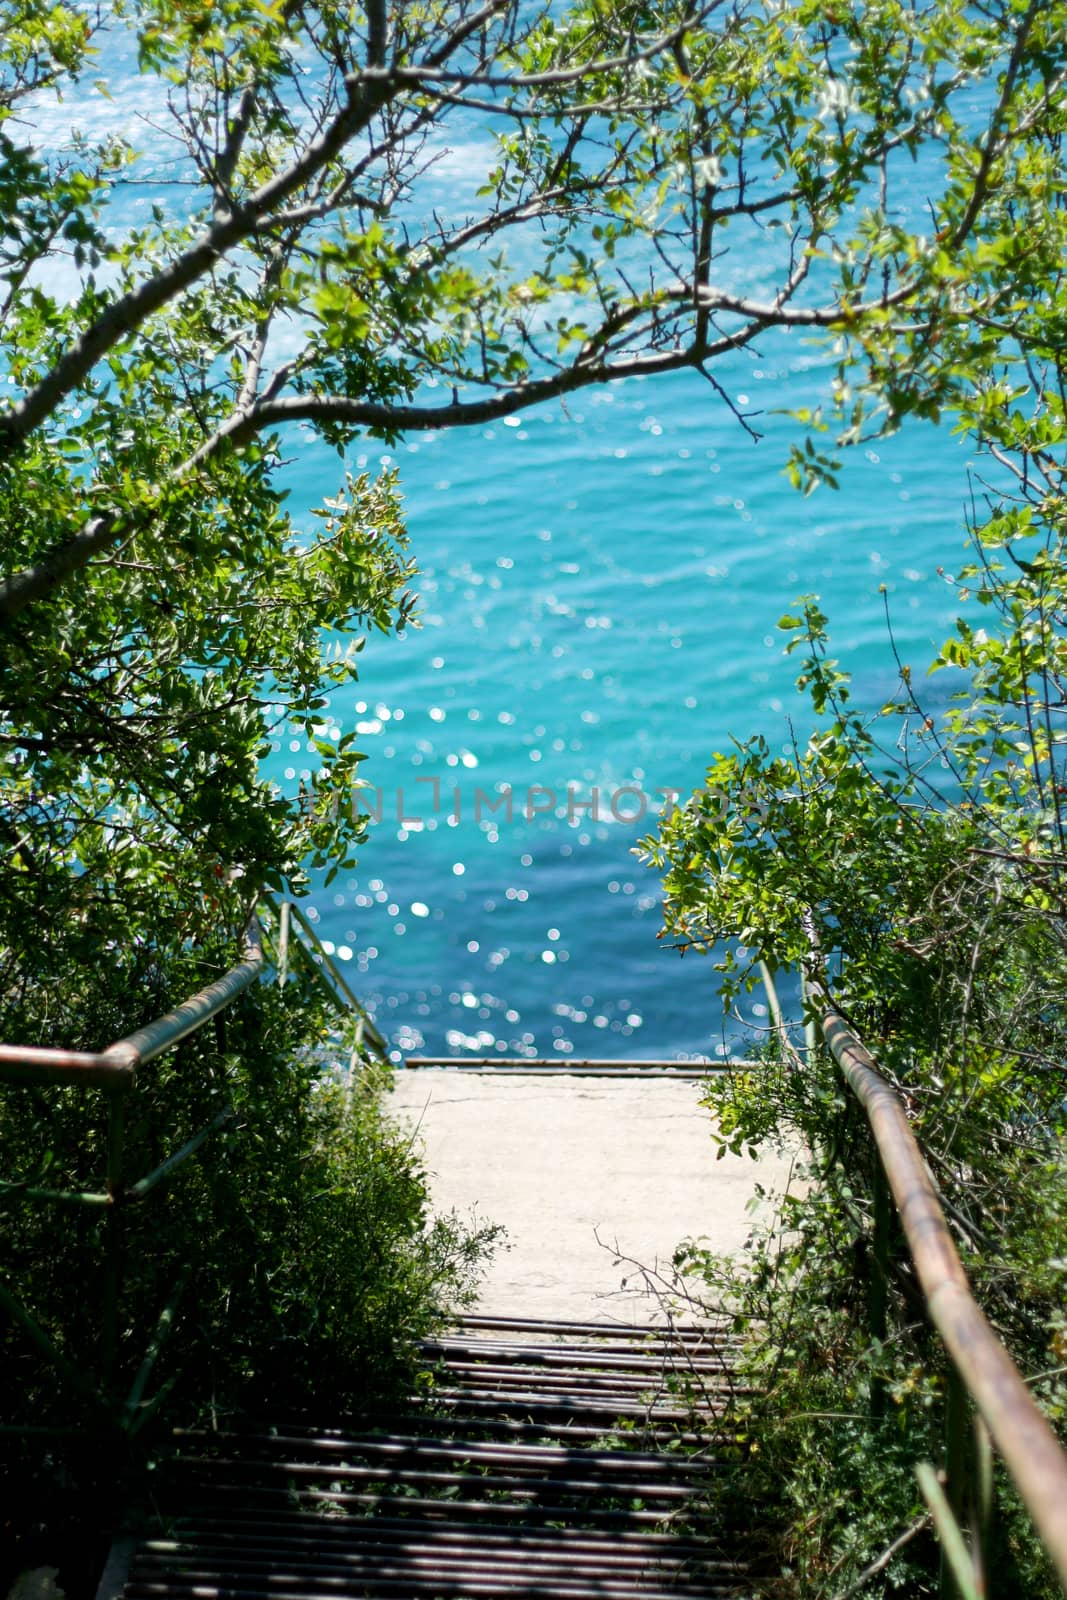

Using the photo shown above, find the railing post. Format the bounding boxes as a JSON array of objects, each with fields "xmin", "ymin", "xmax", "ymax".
[
  {"xmin": 941, "ymin": 1361, "xmax": 981, "ymax": 1599},
  {"xmin": 800, "ymin": 967, "xmax": 818, "ymax": 1061},
  {"xmin": 868, "ymin": 1158, "xmax": 891, "ymax": 1421},
  {"xmin": 938, "ymin": 1365, "xmax": 994, "ymax": 1598},
  {"xmin": 102, "ymin": 1084, "xmax": 129, "ymax": 1398},
  {"xmin": 973, "ymin": 1414, "xmax": 995, "ymax": 1594},
  {"xmin": 278, "ymin": 898, "xmax": 291, "ymax": 987}
]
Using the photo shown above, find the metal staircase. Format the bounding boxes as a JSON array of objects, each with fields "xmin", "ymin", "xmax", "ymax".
[{"xmin": 99, "ymin": 1315, "xmax": 767, "ymax": 1600}]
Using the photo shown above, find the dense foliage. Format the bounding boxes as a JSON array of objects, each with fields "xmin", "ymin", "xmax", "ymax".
[
  {"xmin": 0, "ymin": 0, "xmax": 1055, "ymax": 985},
  {"xmin": 2, "ymin": 960, "xmax": 491, "ymax": 1424},
  {"xmin": 3, "ymin": 0, "xmax": 1067, "ymax": 1591},
  {"xmin": 641, "ymin": 1, "xmax": 1067, "ymax": 1590}
]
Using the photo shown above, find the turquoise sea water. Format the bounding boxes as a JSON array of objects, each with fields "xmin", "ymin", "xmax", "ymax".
[
  {"xmin": 273, "ymin": 350, "xmax": 971, "ymax": 1061},
  {"xmin": 27, "ymin": 32, "xmax": 979, "ymax": 1061}
]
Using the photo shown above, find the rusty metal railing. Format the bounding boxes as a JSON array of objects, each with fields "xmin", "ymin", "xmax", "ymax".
[
  {"xmin": 0, "ymin": 924, "xmax": 265, "ymax": 1093},
  {"xmin": 0, "ymin": 896, "xmax": 387, "ymax": 1433},
  {"xmin": 796, "ymin": 959, "xmax": 1067, "ymax": 1597}
]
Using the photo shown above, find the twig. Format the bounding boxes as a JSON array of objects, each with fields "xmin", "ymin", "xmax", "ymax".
[{"xmin": 831, "ymin": 1514, "xmax": 931, "ymax": 1600}]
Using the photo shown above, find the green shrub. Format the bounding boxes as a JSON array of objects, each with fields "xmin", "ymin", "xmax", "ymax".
[
  {"xmin": 642, "ymin": 495, "xmax": 1067, "ymax": 1591},
  {"xmin": 0, "ymin": 937, "xmax": 497, "ymax": 1590}
]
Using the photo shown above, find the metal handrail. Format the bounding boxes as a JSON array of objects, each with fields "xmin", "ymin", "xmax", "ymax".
[
  {"xmin": 0, "ymin": 895, "xmax": 391, "ymax": 1085},
  {"xmin": 0, "ymin": 896, "xmax": 388, "ymax": 1429},
  {"xmin": 0, "ymin": 920, "xmax": 264, "ymax": 1088},
  {"xmin": 807, "ymin": 966, "xmax": 1067, "ymax": 1592}
]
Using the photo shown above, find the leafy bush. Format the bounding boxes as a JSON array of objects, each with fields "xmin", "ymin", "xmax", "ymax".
[
  {"xmin": 2, "ymin": 942, "xmax": 492, "ymax": 1411},
  {"xmin": 642, "ymin": 548, "xmax": 1067, "ymax": 1592},
  {"xmin": 638, "ymin": 14, "xmax": 1067, "ymax": 1577},
  {"xmin": 0, "ymin": 940, "xmax": 497, "ymax": 1591}
]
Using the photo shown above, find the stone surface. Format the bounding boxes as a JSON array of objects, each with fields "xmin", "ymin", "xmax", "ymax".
[{"xmin": 388, "ymin": 1069, "xmax": 799, "ymax": 1325}]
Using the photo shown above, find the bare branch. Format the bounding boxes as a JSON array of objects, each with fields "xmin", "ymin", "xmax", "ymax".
[
  {"xmin": 0, "ymin": 2, "xmax": 514, "ymax": 458},
  {"xmin": 211, "ymin": 80, "xmax": 260, "ymax": 219},
  {"xmin": 950, "ymin": 0, "xmax": 1042, "ymax": 249}
]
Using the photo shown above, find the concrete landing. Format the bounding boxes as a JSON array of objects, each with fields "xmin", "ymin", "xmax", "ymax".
[{"xmin": 388, "ymin": 1069, "xmax": 797, "ymax": 1325}]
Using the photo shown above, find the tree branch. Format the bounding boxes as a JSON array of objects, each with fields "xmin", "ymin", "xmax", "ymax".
[
  {"xmin": 950, "ymin": 0, "xmax": 1042, "ymax": 250},
  {"xmin": 0, "ymin": 70, "xmax": 392, "ymax": 457},
  {"xmin": 0, "ymin": 311, "xmax": 771, "ymax": 620},
  {"xmin": 385, "ymin": 5, "xmax": 716, "ymax": 91}
]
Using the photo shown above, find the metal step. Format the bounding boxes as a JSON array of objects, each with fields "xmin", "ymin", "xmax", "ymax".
[
  {"xmin": 453, "ymin": 1315, "xmax": 736, "ymax": 1341},
  {"xmin": 402, "ymin": 1058, "xmax": 750, "ymax": 1078}
]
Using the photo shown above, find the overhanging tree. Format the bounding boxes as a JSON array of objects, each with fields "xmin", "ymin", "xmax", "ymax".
[{"xmin": 0, "ymin": 0, "xmax": 1057, "ymax": 1009}]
